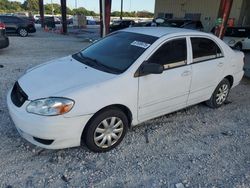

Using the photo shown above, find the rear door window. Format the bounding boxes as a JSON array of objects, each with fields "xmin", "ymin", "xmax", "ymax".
[{"xmin": 191, "ymin": 37, "xmax": 223, "ymax": 63}]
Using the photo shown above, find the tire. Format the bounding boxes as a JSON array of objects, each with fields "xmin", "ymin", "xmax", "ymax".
[
  {"xmin": 234, "ymin": 43, "xmax": 242, "ymax": 51},
  {"xmin": 18, "ymin": 28, "xmax": 28, "ymax": 37},
  {"xmin": 83, "ymin": 108, "xmax": 128, "ymax": 152},
  {"xmin": 206, "ymin": 78, "xmax": 231, "ymax": 108}
]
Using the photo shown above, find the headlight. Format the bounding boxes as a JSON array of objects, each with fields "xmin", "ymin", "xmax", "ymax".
[{"xmin": 26, "ymin": 97, "xmax": 74, "ymax": 116}]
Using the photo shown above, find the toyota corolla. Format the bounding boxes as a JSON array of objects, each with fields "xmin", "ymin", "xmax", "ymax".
[{"xmin": 7, "ymin": 27, "xmax": 244, "ymax": 152}]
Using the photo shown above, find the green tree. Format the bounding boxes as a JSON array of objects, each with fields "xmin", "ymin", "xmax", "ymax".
[
  {"xmin": 44, "ymin": 3, "xmax": 61, "ymax": 14},
  {"xmin": 0, "ymin": 0, "xmax": 24, "ymax": 13},
  {"xmin": 72, "ymin": 7, "xmax": 87, "ymax": 15},
  {"xmin": 0, "ymin": 0, "xmax": 98, "ymax": 15},
  {"xmin": 22, "ymin": 0, "xmax": 39, "ymax": 12},
  {"xmin": 137, "ymin": 11, "xmax": 154, "ymax": 18}
]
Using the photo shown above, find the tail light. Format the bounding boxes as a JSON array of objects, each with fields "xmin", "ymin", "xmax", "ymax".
[{"xmin": 0, "ymin": 22, "xmax": 5, "ymax": 30}]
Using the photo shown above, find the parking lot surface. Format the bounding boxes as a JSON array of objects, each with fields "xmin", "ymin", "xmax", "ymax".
[{"xmin": 0, "ymin": 30, "xmax": 250, "ymax": 188}]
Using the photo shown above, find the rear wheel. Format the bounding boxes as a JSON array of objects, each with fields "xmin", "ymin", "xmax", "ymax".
[
  {"xmin": 206, "ymin": 78, "xmax": 231, "ymax": 108},
  {"xmin": 18, "ymin": 28, "xmax": 28, "ymax": 37},
  {"xmin": 83, "ymin": 108, "xmax": 128, "ymax": 152}
]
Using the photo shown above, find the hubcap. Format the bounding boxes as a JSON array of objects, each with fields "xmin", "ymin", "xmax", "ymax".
[
  {"xmin": 94, "ymin": 117, "xmax": 124, "ymax": 148},
  {"xmin": 216, "ymin": 84, "xmax": 229, "ymax": 105},
  {"xmin": 20, "ymin": 29, "xmax": 27, "ymax": 36}
]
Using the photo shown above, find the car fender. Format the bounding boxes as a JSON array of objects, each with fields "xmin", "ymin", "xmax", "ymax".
[{"xmin": 60, "ymin": 74, "xmax": 138, "ymax": 123}]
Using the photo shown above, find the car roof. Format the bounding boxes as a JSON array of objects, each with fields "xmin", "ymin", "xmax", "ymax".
[{"xmin": 123, "ymin": 27, "xmax": 203, "ymax": 37}]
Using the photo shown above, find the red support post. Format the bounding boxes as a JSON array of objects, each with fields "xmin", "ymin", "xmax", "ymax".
[
  {"xmin": 217, "ymin": 0, "xmax": 233, "ymax": 39},
  {"xmin": 60, "ymin": 0, "xmax": 67, "ymax": 34},
  {"xmin": 99, "ymin": 0, "xmax": 103, "ymax": 37},
  {"xmin": 38, "ymin": 0, "xmax": 44, "ymax": 28},
  {"xmin": 99, "ymin": 0, "xmax": 112, "ymax": 37},
  {"xmin": 105, "ymin": 0, "xmax": 112, "ymax": 35},
  {"xmin": 217, "ymin": 0, "xmax": 227, "ymax": 18}
]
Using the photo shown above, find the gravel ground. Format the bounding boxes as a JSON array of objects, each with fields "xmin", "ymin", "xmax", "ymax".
[{"xmin": 0, "ymin": 30, "xmax": 250, "ymax": 188}]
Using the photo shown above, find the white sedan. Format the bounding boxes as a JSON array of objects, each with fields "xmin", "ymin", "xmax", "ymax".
[{"xmin": 7, "ymin": 27, "xmax": 244, "ymax": 152}]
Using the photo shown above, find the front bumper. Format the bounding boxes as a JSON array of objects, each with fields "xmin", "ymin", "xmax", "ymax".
[
  {"xmin": 0, "ymin": 36, "xmax": 9, "ymax": 49},
  {"xmin": 7, "ymin": 91, "xmax": 92, "ymax": 149}
]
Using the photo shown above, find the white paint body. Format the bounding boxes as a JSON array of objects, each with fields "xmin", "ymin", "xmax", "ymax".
[{"xmin": 7, "ymin": 27, "xmax": 244, "ymax": 149}]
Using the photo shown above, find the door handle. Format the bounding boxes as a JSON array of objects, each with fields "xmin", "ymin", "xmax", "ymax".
[
  {"xmin": 181, "ymin": 70, "xmax": 191, "ymax": 77},
  {"xmin": 218, "ymin": 62, "xmax": 224, "ymax": 67}
]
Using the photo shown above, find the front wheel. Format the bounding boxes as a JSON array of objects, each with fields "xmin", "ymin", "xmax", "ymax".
[
  {"xmin": 83, "ymin": 108, "xmax": 128, "ymax": 152},
  {"xmin": 18, "ymin": 28, "xmax": 28, "ymax": 37},
  {"xmin": 206, "ymin": 78, "xmax": 231, "ymax": 108}
]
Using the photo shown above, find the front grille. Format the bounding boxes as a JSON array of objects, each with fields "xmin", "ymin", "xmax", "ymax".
[{"xmin": 11, "ymin": 82, "xmax": 28, "ymax": 107}]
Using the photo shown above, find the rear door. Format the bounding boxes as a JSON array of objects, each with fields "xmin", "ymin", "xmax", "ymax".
[{"xmin": 187, "ymin": 37, "xmax": 225, "ymax": 105}]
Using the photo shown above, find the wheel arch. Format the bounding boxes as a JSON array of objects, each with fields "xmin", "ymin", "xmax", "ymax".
[
  {"xmin": 224, "ymin": 75, "xmax": 234, "ymax": 87},
  {"xmin": 81, "ymin": 104, "xmax": 133, "ymax": 141},
  {"xmin": 17, "ymin": 27, "xmax": 26, "ymax": 32}
]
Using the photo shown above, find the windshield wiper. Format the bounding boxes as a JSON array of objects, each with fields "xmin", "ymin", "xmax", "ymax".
[{"xmin": 78, "ymin": 53, "xmax": 121, "ymax": 74}]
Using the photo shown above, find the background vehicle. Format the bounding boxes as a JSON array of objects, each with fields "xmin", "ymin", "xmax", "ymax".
[
  {"xmin": 154, "ymin": 18, "xmax": 204, "ymax": 31},
  {"xmin": 133, "ymin": 21, "xmax": 154, "ymax": 27},
  {"xmin": 110, "ymin": 19, "xmax": 135, "ymax": 32},
  {"xmin": 67, "ymin": 17, "xmax": 73, "ymax": 25},
  {"xmin": 223, "ymin": 27, "xmax": 250, "ymax": 50},
  {"xmin": 167, "ymin": 19, "xmax": 204, "ymax": 30},
  {"xmin": 33, "ymin": 15, "xmax": 40, "ymax": 23},
  {"xmin": 0, "ymin": 15, "xmax": 36, "ymax": 37},
  {"xmin": 0, "ymin": 21, "xmax": 9, "ymax": 49},
  {"xmin": 14, "ymin": 12, "xmax": 35, "ymax": 23}
]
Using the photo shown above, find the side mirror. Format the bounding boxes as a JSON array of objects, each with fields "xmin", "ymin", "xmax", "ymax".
[{"xmin": 136, "ymin": 63, "xmax": 164, "ymax": 77}]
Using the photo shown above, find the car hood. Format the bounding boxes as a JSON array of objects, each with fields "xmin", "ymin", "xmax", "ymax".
[{"xmin": 18, "ymin": 56, "xmax": 116, "ymax": 100}]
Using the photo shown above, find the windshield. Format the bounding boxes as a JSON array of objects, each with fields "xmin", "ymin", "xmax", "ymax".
[{"xmin": 73, "ymin": 32, "xmax": 158, "ymax": 74}]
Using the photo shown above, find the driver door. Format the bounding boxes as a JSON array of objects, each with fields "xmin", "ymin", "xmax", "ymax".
[{"xmin": 137, "ymin": 37, "xmax": 192, "ymax": 122}]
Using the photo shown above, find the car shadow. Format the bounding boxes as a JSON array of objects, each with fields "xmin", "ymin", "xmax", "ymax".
[{"xmin": 6, "ymin": 33, "xmax": 35, "ymax": 38}]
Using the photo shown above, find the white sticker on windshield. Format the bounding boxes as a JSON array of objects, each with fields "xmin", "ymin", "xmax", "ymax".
[{"xmin": 131, "ymin": 41, "xmax": 151, "ymax": 49}]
